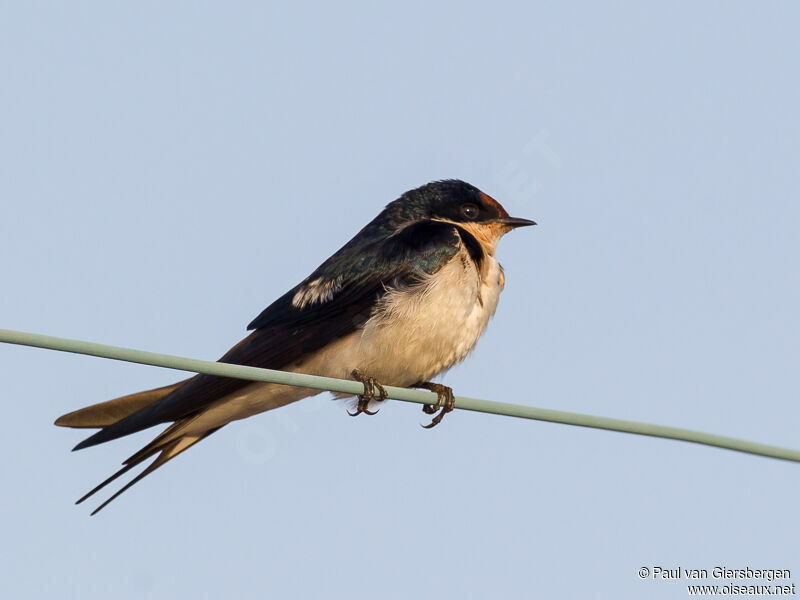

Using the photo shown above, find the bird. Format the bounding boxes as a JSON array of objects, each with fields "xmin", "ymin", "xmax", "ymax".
[{"xmin": 55, "ymin": 179, "xmax": 535, "ymax": 513}]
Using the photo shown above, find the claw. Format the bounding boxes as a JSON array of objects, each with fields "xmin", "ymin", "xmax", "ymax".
[
  {"xmin": 421, "ymin": 411, "xmax": 447, "ymax": 429},
  {"xmin": 414, "ymin": 382, "xmax": 455, "ymax": 428},
  {"xmin": 349, "ymin": 369, "xmax": 387, "ymax": 417}
]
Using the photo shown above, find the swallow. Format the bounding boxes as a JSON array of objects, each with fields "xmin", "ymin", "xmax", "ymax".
[{"xmin": 56, "ymin": 179, "xmax": 535, "ymax": 513}]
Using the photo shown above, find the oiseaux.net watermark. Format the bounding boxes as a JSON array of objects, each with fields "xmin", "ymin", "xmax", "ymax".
[{"xmin": 638, "ymin": 566, "xmax": 795, "ymax": 596}]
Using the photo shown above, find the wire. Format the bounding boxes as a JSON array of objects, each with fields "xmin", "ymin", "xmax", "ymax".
[{"xmin": 2, "ymin": 327, "xmax": 799, "ymax": 463}]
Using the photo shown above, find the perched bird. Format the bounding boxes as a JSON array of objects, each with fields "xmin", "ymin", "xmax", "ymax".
[{"xmin": 56, "ymin": 179, "xmax": 535, "ymax": 513}]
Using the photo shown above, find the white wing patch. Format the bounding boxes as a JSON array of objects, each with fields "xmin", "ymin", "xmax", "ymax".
[{"xmin": 291, "ymin": 276, "xmax": 344, "ymax": 309}]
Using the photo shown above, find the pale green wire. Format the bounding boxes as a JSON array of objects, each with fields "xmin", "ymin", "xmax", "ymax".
[{"xmin": 1, "ymin": 328, "xmax": 798, "ymax": 463}]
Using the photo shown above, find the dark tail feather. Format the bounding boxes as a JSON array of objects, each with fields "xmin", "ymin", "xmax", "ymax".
[
  {"xmin": 75, "ymin": 461, "xmax": 140, "ymax": 506},
  {"xmin": 55, "ymin": 380, "xmax": 188, "ymax": 429},
  {"xmin": 67, "ymin": 378, "xmax": 200, "ymax": 451},
  {"xmin": 74, "ymin": 420, "xmax": 184, "ymax": 505},
  {"xmin": 76, "ymin": 421, "xmax": 180, "ymax": 507},
  {"xmin": 83, "ymin": 424, "xmax": 223, "ymax": 515},
  {"xmin": 89, "ymin": 444, "xmax": 179, "ymax": 516}
]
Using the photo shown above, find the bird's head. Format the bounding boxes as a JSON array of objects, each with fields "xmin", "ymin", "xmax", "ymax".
[{"xmin": 386, "ymin": 179, "xmax": 535, "ymax": 253}]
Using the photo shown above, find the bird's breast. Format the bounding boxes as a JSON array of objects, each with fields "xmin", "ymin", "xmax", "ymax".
[{"xmin": 347, "ymin": 250, "xmax": 505, "ymax": 385}]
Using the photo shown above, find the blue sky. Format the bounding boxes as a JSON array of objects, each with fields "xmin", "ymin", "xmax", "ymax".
[{"xmin": 1, "ymin": 2, "xmax": 798, "ymax": 598}]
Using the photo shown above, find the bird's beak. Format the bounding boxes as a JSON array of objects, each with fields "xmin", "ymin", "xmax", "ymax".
[{"xmin": 493, "ymin": 216, "xmax": 537, "ymax": 228}]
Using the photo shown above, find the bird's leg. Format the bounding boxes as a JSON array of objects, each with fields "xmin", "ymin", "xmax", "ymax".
[
  {"xmin": 413, "ymin": 381, "xmax": 455, "ymax": 429},
  {"xmin": 348, "ymin": 369, "xmax": 388, "ymax": 417}
]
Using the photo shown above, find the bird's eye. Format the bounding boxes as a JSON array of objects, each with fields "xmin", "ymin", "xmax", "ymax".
[{"xmin": 460, "ymin": 203, "xmax": 479, "ymax": 219}]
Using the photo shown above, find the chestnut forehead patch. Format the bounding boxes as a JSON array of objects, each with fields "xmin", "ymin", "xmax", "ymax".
[{"xmin": 479, "ymin": 191, "xmax": 509, "ymax": 217}]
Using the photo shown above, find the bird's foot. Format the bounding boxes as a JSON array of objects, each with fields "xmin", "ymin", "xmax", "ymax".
[
  {"xmin": 348, "ymin": 369, "xmax": 388, "ymax": 417},
  {"xmin": 414, "ymin": 381, "xmax": 455, "ymax": 429}
]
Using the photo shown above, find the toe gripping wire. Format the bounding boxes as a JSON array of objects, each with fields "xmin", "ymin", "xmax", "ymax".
[
  {"xmin": 348, "ymin": 369, "xmax": 388, "ymax": 416},
  {"xmin": 415, "ymin": 382, "xmax": 455, "ymax": 428}
]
